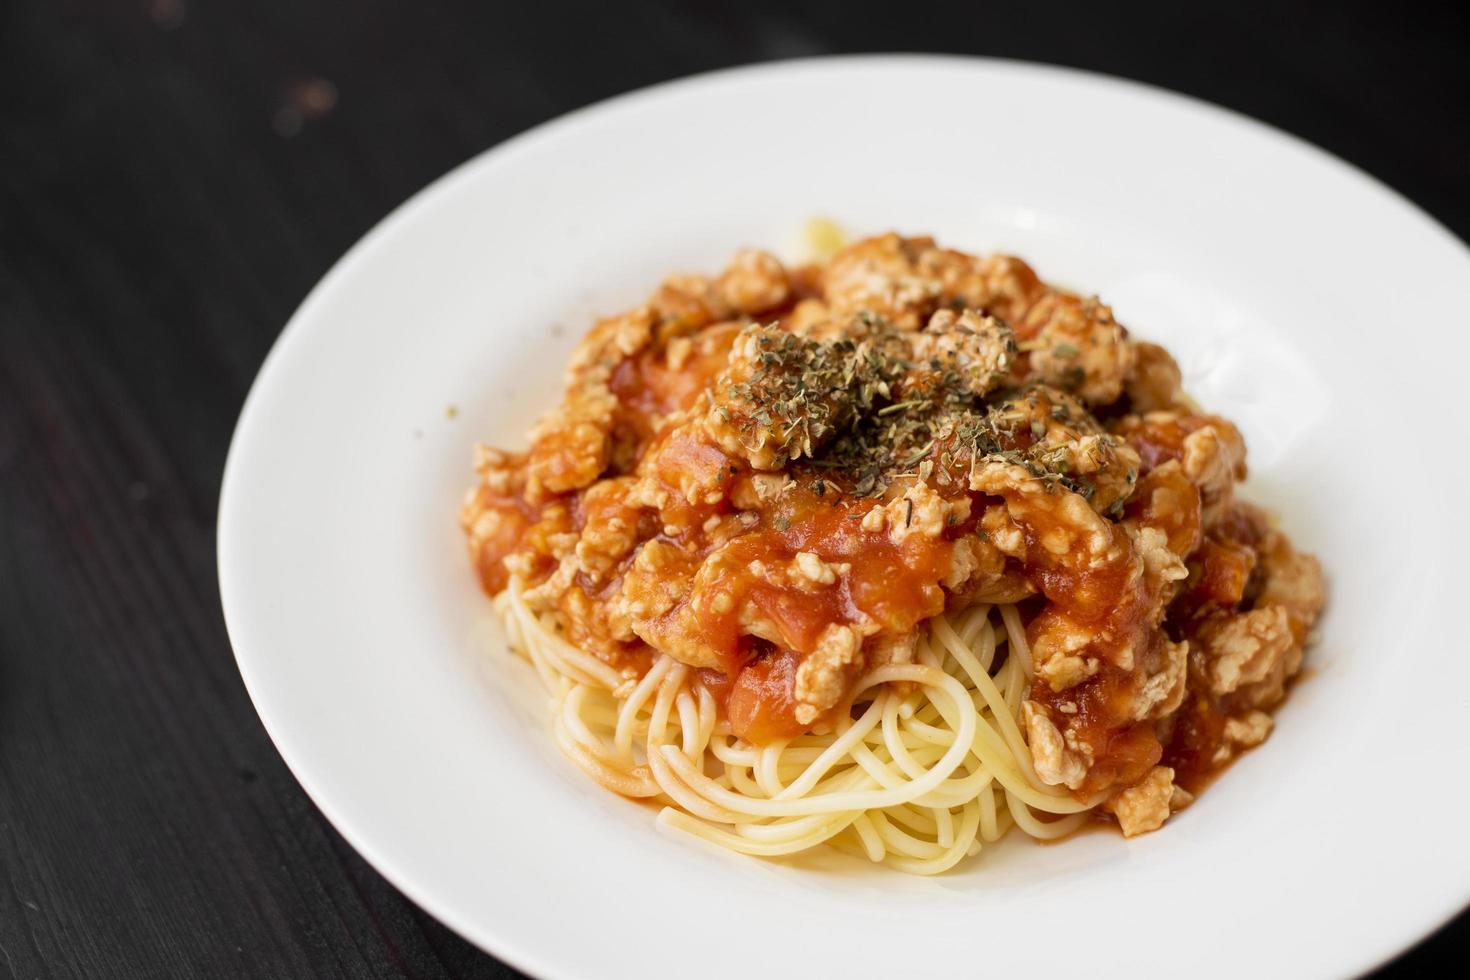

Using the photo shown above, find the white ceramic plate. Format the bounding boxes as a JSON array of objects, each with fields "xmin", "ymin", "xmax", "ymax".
[{"xmin": 219, "ymin": 56, "xmax": 1470, "ymax": 979}]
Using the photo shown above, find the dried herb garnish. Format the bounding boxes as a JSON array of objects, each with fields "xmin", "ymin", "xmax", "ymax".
[
  {"xmin": 715, "ymin": 314, "xmax": 1111, "ymax": 500},
  {"xmin": 718, "ymin": 325, "xmax": 907, "ymax": 465}
]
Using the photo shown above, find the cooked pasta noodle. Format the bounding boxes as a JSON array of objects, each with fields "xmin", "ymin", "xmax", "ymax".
[{"xmin": 498, "ymin": 580, "xmax": 1097, "ymax": 873}]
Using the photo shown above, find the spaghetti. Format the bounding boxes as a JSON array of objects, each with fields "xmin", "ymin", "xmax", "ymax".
[{"xmin": 498, "ymin": 582, "xmax": 1096, "ymax": 873}]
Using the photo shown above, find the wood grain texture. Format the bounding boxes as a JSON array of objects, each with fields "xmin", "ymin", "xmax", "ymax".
[{"xmin": 0, "ymin": 1, "xmax": 1465, "ymax": 976}]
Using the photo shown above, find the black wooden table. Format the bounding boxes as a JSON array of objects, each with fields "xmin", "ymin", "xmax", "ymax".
[{"xmin": 2, "ymin": 1, "xmax": 1465, "ymax": 976}]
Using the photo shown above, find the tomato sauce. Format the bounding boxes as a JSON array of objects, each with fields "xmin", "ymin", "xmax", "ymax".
[
  {"xmin": 466, "ymin": 488, "xmax": 549, "ymax": 594},
  {"xmin": 726, "ymin": 649, "xmax": 806, "ymax": 742}
]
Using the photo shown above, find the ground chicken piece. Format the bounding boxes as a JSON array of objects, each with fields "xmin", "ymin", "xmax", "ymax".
[
  {"xmin": 729, "ymin": 472, "xmax": 792, "ymax": 510},
  {"xmin": 942, "ymin": 535, "xmax": 1009, "ymax": 596},
  {"xmin": 1115, "ymin": 412, "xmax": 1247, "ymax": 527},
  {"xmin": 1037, "ymin": 652, "xmax": 1101, "ymax": 690},
  {"xmin": 1181, "ymin": 424, "xmax": 1246, "ymax": 526},
  {"xmin": 572, "ymin": 477, "xmax": 643, "ymax": 582},
  {"xmin": 526, "ymin": 307, "xmax": 654, "ymax": 499},
  {"xmin": 633, "ymin": 603, "xmax": 723, "ymax": 669},
  {"xmin": 1030, "ymin": 600, "xmax": 1143, "ymax": 680},
  {"xmin": 471, "ymin": 444, "xmax": 528, "ymax": 495},
  {"xmin": 461, "ymin": 498, "xmax": 530, "ymax": 594},
  {"xmin": 1132, "ymin": 635, "xmax": 1188, "ymax": 721},
  {"xmin": 902, "ymin": 309, "xmax": 1016, "ymax": 398},
  {"xmin": 735, "ymin": 601, "xmax": 788, "ymax": 650},
  {"xmin": 500, "ymin": 503, "xmax": 577, "ymax": 598},
  {"xmin": 1196, "ymin": 606, "xmax": 1296, "ymax": 697},
  {"xmin": 499, "ymin": 501, "xmax": 574, "ymax": 586},
  {"xmin": 461, "ymin": 497, "xmax": 512, "ymax": 559},
  {"xmin": 647, "ymin": 273, "xmax": 733, "ymax": 339},
  {"xmin": 663, "ymin": 336, "xmax": 695, "ymax": 372},
  {"xmin": 970, "ymin": 461, "xmax": 1119, "ymax": 572},
  {"xmin": 1021, "ymin": 293, "xmax": 1136, "ymax": 406},
  {"xmin": 790, "ymin": 551, "xmax": 851, "ymax": 589},
  {"xmin": 1068, "ymin": 431, "xmax": 1142, "ymax": 516},
  {"xmin": 633, "ymin": 424, "xmax": 737, "ymax": 514},
  {"xmin": 880, "ymin": 480, "xmax": 970, "ymax": 544},
  {"xmin": 1127, "ymin": 524, "xmax": 1191, "ymax": 603},
  {"xmin": 1124, "ymin": 460, "xmax": 1203, "ymax": 559},
  {"xmin": 521, "ymin": 551, "xmax": 580, "ymax": 610},
  {"xmin": 1255, "ymin": 528, "xmax": 1327, "ymax": 635},
  {"xmin": 565, "ymin": 305, "xmax": 656, "ymax": 378},
  {"xmin": 1210, "ymin": 709, "xmax": 1278, "ymax": 767},
  {"xmin": 980, "ymin": 504, "xmax": 1028, "ymax": 560},
  {"xmin": 962, "ymin": 386, "xmax": 1141, "ymax": 516},
  {"xmin": 919, "ymin": 251, "xmax": 1047, "ymax": 325},
  {"xmin": 783, "ymin": 298, "xmax": 844, "ymax": 339},
  {"xmin": 1106, "ymin": 765, "xmax": 1182, "ymax": 836},
  {"xmin": 461, "ymin": 449, "xmax": 534, "ymax": 585},
  {"xmin": 632, "ymin": 533, "xmax": 861, "ymax": 670},
  {"xmin": 701, "ymin": 323, "xmax": 896, "ymax": 468},
  {"xmin": 558, "ymin": 583, "xmax": 639, "ymax": 655},
  {"xmin": 1125, "ymin": 341, "xmax": 1187, "ymax": 412},
  {"xmin": 794, "ymin": 624, "xmax": 866, "ymax": 724},
  {"xmin": 821, "ymin": 233, "xmax": 943, "ymax": 329},
  {"xmin": 526, "ymin": 401, "xmax": 617, "ymax": 500},
  {"xmin": 715, "ymin": 248, "xmax": 791, "ymax": 315},
  {"xmin": 619, "ymin": 540, "xmax": 718, "ymax": 667},
  {"xmin": 1022, "ymin": 701, "xmax": 1090, "ymax": 790},
  {"xmin": 1224, "ymin": 709, "xmax": 1274, "ymax": 748},
  {"xmin": 1241, "ymin": 645, "xmax": 1306, "ymax": 711}
]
